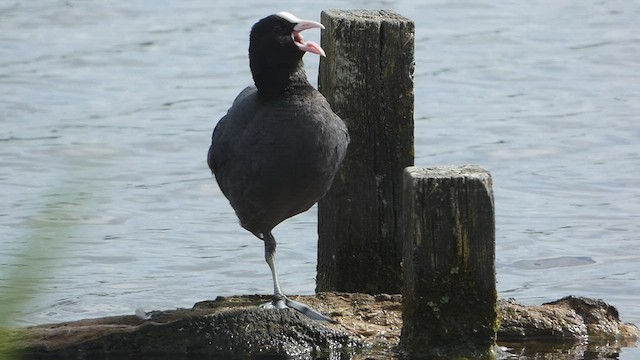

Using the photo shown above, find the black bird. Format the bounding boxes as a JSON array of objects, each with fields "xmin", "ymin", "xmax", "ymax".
[{"xmin": 207, "ymin": 12, "xmax": 349, "ymax": 321}]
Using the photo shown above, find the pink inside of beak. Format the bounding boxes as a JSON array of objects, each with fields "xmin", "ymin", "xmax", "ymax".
[{"xmin": 293, "ymin": 31, "xmax": 326, "ymax": 57}]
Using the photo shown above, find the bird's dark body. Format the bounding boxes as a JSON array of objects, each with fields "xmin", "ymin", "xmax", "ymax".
[
  {"xmin": 208, "ymin": 78, "xmax": 348, "ymax": 237},
  {"xmin": 206, "ymin": 12, "xmax": 347, "ymax": 321}
]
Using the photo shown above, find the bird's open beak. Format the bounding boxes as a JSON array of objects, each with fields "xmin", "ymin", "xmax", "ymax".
[{"xmin": 292, "ymin": 20, "xmax": 326, "ymax": 57}]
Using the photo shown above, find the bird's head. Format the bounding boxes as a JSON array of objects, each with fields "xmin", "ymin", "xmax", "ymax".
[
  {"xmin": 249, "ymin": 12, "xmax": 325, "ymax": 97},
  {"xmin": 250, "ymin": 12, "xmax": 325, "ymax": 61}
]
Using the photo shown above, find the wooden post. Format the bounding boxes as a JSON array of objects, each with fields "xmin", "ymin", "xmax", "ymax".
[
  {"xmin": 400, "ymin": 165, "xmax": 497, "ymax": 357},
  {"xmin": 316, "ymin": 10, "xmax": 415, "ymax": 294}
]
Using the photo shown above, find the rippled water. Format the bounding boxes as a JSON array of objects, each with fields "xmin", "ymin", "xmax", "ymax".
[{"xmin": 1, "ymin": 0, "xmax": 639, "ymax": 357}]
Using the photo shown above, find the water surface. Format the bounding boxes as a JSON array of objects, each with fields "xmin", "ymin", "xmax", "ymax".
[{"xmin": 1, "ymin": 0, "xmax": 638, "ymax": 357}]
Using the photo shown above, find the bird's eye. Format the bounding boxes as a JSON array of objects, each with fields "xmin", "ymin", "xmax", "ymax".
[{"xmin": 273, "ymin": 25, "xmax": 284, "ymax": 34}]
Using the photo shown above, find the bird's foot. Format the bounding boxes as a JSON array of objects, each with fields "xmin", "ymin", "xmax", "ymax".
[
  {"xmin": 260, "ymin": 295, "xmax": 287, "ymax": 310},
  {"xmin": 260, "ymin": 295, "xmax": 334, "ymax": 323}
]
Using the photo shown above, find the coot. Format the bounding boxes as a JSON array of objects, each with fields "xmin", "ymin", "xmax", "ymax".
[{"xmin": 207, "ymin": 12, "xmax": 349, "ymax": 321}]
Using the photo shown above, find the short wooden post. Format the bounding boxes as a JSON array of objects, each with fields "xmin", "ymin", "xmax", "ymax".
[
  {"xmin": 316, "ymin": 10, "xmax": 415, "ymax": 294},
  {"xmin": 400, "ymin": 165, "xmax": 497, "ymax": 357}
]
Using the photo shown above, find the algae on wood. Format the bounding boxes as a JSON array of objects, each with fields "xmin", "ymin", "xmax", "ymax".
[
  {"xmin": 401, "ymin": 165, "xmax": 497, "ymax": 358},
  {"xmin": 317, "ymin": 9, "xmax": 415, "ymax": 294}
]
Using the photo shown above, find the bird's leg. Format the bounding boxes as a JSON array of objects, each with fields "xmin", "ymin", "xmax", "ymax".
[
  {"xmin": 260, "ymin": 231, "xmax": 333, "ymax": 322},
  {"xmin": 263, "ymin": 231, "xmax": 287, "ymax": 309}
]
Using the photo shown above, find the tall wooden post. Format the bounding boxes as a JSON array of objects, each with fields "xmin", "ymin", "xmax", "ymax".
[
  {"xmin": 401, "ymin": 165, "xmax": 497, "ymax": 357},
  {"xmin": 316, "ymin": 10, "xmax": 415, "ymax": 294}
]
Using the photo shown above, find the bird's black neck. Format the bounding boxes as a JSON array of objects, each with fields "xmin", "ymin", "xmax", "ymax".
[{"xmin": 252, "ymin": 62, "xmax": 311, "ymax": 100}]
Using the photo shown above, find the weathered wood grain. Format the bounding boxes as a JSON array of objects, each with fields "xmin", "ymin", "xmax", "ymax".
[{"xmin": 317, "ymin": 9, "xmax": 415, "ymax": 294}]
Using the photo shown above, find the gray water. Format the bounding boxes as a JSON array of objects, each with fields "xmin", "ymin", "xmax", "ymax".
[{"xmin": 1, "ymin": 0, "xmax": 639, "ymax": 357}]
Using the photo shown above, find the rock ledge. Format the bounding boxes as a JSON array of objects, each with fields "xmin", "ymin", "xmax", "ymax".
[{"xmin": 5, "ymin": 293, "xmax": 638, "ymax": 359}]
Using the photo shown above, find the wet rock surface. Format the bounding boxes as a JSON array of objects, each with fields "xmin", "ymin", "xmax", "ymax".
[
  {"xmin": 497, "ymin": 296, "xmax": 639, "ymax": 359},
  {"xmin": 6, "ymin": 293, "xmax": 638, "ymax": 359},
  {"xmin": 498, "ymin": 295, "xmax": 638, "ymax": 341}
]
